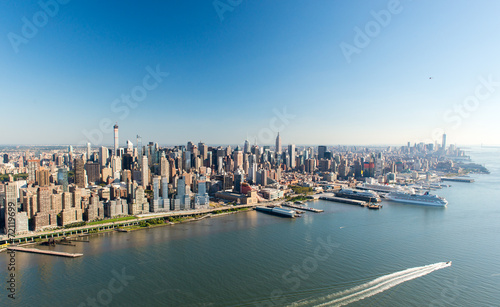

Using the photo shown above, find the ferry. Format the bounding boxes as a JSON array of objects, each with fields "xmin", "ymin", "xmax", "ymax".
[{"xmin": 385, "ymin": 191, "xmax": 448, "ymax": 207}]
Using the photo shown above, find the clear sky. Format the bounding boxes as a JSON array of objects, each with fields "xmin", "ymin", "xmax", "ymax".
[{"xmin": 1, "ymin": 0, "xmax": 500, "ymax": 147}]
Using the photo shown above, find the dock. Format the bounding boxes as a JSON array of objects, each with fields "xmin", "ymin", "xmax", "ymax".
[
  {"xmin": 319, "ymin": 195, "xmax": 367, "ymax": 207},
  {"xmin": 283, "ymin": 203, "xmax": 323, "ymax": 213},
  {"xmin": 7, "ymin": 246, "xmax": 83, "ymax": 258},
  {"xmin": 441, "ymin": 177, "xmax": 474, "ymax": 183}
]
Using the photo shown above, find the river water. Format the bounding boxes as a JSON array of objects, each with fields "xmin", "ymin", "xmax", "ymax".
[{"xmin": 1, "ymin": 147, "xmax": 499, "ymax": 306}]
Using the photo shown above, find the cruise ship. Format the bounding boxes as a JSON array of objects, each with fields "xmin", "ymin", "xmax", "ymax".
[
  {"xmin": 385, "ymin": 191, "xmax": 448, "ymax": 207},
  {"xmin": 335, "ymin": 188, "xmax": 381, "ymax": 203},
  {"xmin": 356, "ymin": 183, "xmax": 411, "ymax": 194}
]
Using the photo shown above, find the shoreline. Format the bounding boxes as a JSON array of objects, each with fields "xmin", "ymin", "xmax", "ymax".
[{"xmin": 3, "ymin": 206, "xmax": 256, "ymax": 250}]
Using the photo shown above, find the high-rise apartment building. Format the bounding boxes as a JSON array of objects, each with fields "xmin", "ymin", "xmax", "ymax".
[
  {"xmin": 57, "ymin": 168, "xmax": 69, "ymax": 192},
  {"xmin": 74, "ymin": 158, "xmax": 86, "ymax": 188},
  {"xmin": 99, "ymin": 146, "xmax": 108, "ymax": 167},
  {"xmin": 27, "ymin": 159, "xmax": 40, "ymax": 183},
  {"xmin": 288, "ymin": 144, "xmax": 296, "ymax": 169},
  {"xmin": 141, "ymin": 156, "xmax": 149, "ymax": 188},
  {"xmin": 36, "ymin": 167, "xmax": 50, "ymax": 187},
  {"xmin": 114, "ymin": 124, "xmax": 119, "ymax": 156}
]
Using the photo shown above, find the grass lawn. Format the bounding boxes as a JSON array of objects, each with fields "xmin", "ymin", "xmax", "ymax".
[{"xmin": 87, "ymin": 216, "xmax": 138, "ymax": 225}]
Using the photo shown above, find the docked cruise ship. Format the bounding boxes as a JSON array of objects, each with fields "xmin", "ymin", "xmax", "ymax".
[
  {"xmin": 356, "ymin": 183, "xmax": 411, "ymax": 194},
  {"xmin": 385, "ymin": 191, "xmax": 448, "ymax": 207},
  {"xmin": 335, "ymin": 188, "xmax": 381, "ymax": 203}
]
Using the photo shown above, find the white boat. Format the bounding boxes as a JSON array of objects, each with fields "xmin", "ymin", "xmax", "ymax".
[
  {"xmin": 357, "ymin": 183, "xmax": 413, "ymax": 194},
  {"xmin": 385, "ymin": 191, "xmax": 448, "ymax": 207}
]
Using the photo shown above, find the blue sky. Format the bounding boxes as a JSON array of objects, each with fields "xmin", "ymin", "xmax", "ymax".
[{"xmin": 1, "ymin": 0, "xmax": 500, "ymax": 147}]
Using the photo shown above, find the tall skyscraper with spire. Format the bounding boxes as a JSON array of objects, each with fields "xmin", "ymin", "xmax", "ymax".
[
  {"xmin": 288, "ymin": 144, "xmax": 296, "ymax": 169},
  {"xmin": 244, "ymin": 139, "xmax": 250, "ymax": 154},
  {"xmin": 113, "ymin": 124, "xmax": 119, "ymax": 156},
  {"xmin": 87, "ymin": 142, "xmax": 91, "ymax": 161},
  {"xmin": 276, "ymin": 132, "xmax": 282, "ymax": 154}
]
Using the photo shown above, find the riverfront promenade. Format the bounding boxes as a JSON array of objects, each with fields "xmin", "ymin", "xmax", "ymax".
[
  {"xmin": 0, "ymin": 203, "xmax": 264, "ymax": 245},
  {"xmin": 0, "ymin": 200, "xmax": 286, "ymax": 245}
]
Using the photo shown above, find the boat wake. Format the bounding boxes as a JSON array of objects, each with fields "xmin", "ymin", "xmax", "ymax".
[{"xmin": 289, "ymin": 262, "xmax": 451, "ymax": 307}]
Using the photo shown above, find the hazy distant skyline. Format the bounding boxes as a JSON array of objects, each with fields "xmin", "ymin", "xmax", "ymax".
[{"xmin": 1, "ymin": 1, "xmax": 500, "ymax": 146}]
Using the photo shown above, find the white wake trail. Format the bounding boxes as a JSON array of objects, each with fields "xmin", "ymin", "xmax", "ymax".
[{"xmin": 290, "ymin": 262, "xmax": 451, "ymax": 307}]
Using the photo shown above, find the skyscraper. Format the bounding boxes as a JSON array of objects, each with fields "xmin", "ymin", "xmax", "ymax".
[
  {"xmin": 4, "ymin": 183, "xmax": 28, "ymax": 235},
  {"xmin": 126, "ymin": 140, "xmax": 133, "ymax": 154},
  {"xmin": 114, "ymin": 124, "xmax": 119, "ymax": 156},
  {"xmin": 288, "ymin": 144, "xmax": 296, "ymax": 168},
  {"xmin": 37, "ymin": 186, "xmax": 51, "ymax": 213},
  {"xmin": 175, "ymin": 176, "xmax": 191, "ymax": 210},
  {"xmin": 195, "ymin": 176, "xmax": 209, "ymax": 208},
  {"xmin": 184, "ymin": 151, "xmax": 192, "ymax": 171},
  {"xmin": 153, "ymin": 176, "xmax": 160, "ymax": 201},
  {"xmin": 87, "ymin": 142, "xmax": 91, "ymax": 161},
  {"xmin": 233, "ymin": 147, "xmax": 243, "ymax": 171},
  {"xmin": 74, "ymin": 158, "xmax": 86, "ymax": 188},
  {"xmin": 141, "ymin": 155, "xmax": 149, "ymax": 188},
  {"xmin": 442, "ymin": 133, "xmax": 447, "ymax": 151},
  {"xmin": 85, "ymin": 162, "xmax": 101, "ymax": 184},
  {"xmin": 198, "ymin": 142, "xmax": 208, "ymax": 161},
  {"xmin": 137, "ymin": 135, "xmax": 142, "ymax": 165},
  {"xmin": 27, "ymin": 159, "xmax": 40, "ymax": 183},
  {"xmin": 234, "ymin": 170, "xmax": 243, "ymax": 193},
  {"xmin": 276, "ymin": 133, "xmax": 282, "ymax": 154},
  {"xmin": 57, "ymin": 168, "xmax": 68, "ymax": 192},
  {"xmin": 99, "ymin": 146, "xmax": 108, "ymax": 167},
  {"xmin": 36, "ymin": 168, "xmax": 50, "ymax": 187},
  {"xmin": 318, "ymin": 146, "xmax": 327, "ymax": 160},
  {"xmin": 160, "ymin": 154, "xmax": 169, "ymax": 179},
  {"xmin": 244, "ymin": 139, "xmax": 250, "ymax": 154}
]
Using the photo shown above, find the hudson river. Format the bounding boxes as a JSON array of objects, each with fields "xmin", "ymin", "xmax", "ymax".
[{"xmin": 2, "ymin": 147, "xmax": 500, "ymax": 306}]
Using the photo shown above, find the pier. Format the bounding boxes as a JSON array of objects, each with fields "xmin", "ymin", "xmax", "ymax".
[
  {"xmin": 283, "ymin": 203, "xmax": 324, "ymax": 212},
  {"xmin": 319, "ymin": 194, "xmax": 367, "ymax": 207},
  {"xmin": 7, "ymin": 246, "xmax": 83, "ymax": 258},
  {"xmin": 441, "ymin": 177, "xmax": 474, "ymax": 183}
]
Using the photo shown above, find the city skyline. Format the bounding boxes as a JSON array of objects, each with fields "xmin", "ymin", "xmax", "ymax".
[
  {"xmin": 2, "ymin": 1, "xmax": 500, "ymax": 146},
  {"xmin": 0, "ymin": 129, "xmax": 479, "ymax": 149},
  {"xmin": 1, "ymin": 2, "xmax": 498, "ymax": 306}
]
